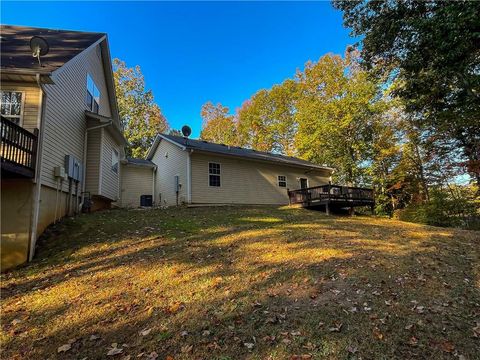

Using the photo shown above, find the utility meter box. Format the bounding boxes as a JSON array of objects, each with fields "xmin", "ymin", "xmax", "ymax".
[
  {"xmin": 54, "ymin": 166, "xmax": 67, "ymax": 179},
  {"xmin": 65, "ymin": 155, "xmax": 83, "ymax": 182}
]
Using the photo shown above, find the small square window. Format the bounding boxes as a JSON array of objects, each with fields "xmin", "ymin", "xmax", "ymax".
[
  {"xmin": 209, "ymin": 162, "xmax": 221, "ymax": 187},
  {"xmin": 278, "ymin": 175, "xmax": 287, "ymax": 188}
]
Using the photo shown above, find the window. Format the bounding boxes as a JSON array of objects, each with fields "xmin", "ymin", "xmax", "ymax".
[
  {"xmin": 1, "ymin": 91, "xmax": 23, "ymax": 125},
  {"xmin": 278, "ymin": 175, "xmax": 287, "ymax": 187},
  {"xmin": 111, "ymin": 148, "xmax": 119, "ymax": 173},
  {"xmin": 208, "ymin": 162, "xmax": 221, "ymax": 187},
  {"xmin": 86, "ymin": 74, "xmax": 100, "ymax": 113}
]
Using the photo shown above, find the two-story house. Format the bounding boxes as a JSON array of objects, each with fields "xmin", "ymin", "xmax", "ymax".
[{"xmin": 1, "ymin": 25, "xmax": 127, "ymax": 271}]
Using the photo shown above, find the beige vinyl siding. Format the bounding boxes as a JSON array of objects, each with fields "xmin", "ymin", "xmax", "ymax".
[
  {"xmin": 152, "ymin": 139, "xmax": 188, "ymax": 206},
  {"xmin": 0, "ymin": 82, "xmax": 41, "ymax": 132},
  {"xmin": 191, "ymin": 152, "xmax": 331, "ymax": 205},
  {"xmin": 40, "ymin": 41, "xmax": 112, "ymax": 192},
  {"xmin": 120, "ymin": 165, "xmax": 154, "ymax": 207},
  {"xmin": 84, "ymin": 125, "xmax": 101, "ymax": 195},
  {"xmin": 100, "ymin": 129, "xmax": 120, "ymax": 200}
]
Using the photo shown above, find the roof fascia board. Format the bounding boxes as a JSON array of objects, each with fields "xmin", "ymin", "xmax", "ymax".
[
  {"xmin": 193, "ymin": 148, "xmax": 334, "ymax": 174},
  {"xmin": 145, "ymin": 134, "xmax": 186, "ymax": 160},
  {"xmin": 99, "ymin": 36, "xmax": 121, "ymax": 127}
]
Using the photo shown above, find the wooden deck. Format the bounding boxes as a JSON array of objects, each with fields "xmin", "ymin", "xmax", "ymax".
[
  {"xmin": 288, "ymin": 184, "xmax": 374, "ymax": 214},
  {"xmin": 1, "ymin": 116, "xmax": 38, "ymax": 178}
]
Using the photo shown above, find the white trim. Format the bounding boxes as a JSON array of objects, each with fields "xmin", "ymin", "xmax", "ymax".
[
  {"xmin": 278, "ymin": 175, "xmax": 287, "ymax": 188},
  {"xmin": 186, "ymin": 150, "xmax": 192, "ymax": 203},
  {"xmin": 146, "ymin": 134, "xmax": 187, "ymax": 160},
  {"xmin": 0, "ymin": 90, "xmax": 25, "ymax": 126},
  {"xmin": 208, "ymin": 161, "xmax": 221, "ymax": 188}
]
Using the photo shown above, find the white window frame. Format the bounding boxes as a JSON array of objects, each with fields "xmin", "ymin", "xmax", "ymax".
[
  {"xmin": 208, "ymin": 162, "xmax": 221, "ymax": 187},
  {"xmin": 111, "ymin": 148, "xmax": 119, "ymax": 174},
  {"xmin": 278, "ymin": 175, "xmax": 287, "ymax": 188},
  {"xmin": 0, "ymin": 90, "xmax": 25, "ymax": 126},
  {"xmin": 299, "ymin": 177, "xmax": 309, "ymax": 189},
  {"xmin": 86, "ymin": 74, "xmax": 100, "ymax": 113}
]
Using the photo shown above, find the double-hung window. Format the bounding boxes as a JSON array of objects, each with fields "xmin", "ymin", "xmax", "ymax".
[
  {"xmin": 1, "ymin": 91, "xmax": 23, "ymax": 125},
  {"xmin": 86, "ymin": 74, "xmax": 100, "ymax": 113},
  {"xmin": 209, "ymin": 162, "xmax": 221, "ymax": 187},
  {"xmin": 278, "ymin": 175, "xmax": 287, "ymax": 188}
]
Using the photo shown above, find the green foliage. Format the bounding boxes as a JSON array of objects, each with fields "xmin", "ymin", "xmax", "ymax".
[
  {"xmin": 113, "ymin": 59, "xmax": 169, "ymax": 158},
  {"xmin": 333, "ymin": 0, "xmax": 480, "ymax": 187},
  {"xmin": 394, "ymin": 185, "xmax": 479, "ymax": 229},
  {"xmin": 199, "ymin": 102, "xmax": 237, "ymax": 145}
]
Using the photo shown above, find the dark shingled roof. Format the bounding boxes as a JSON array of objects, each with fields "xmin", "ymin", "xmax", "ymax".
[
  {"xmin": 1, "ymin": 25, "xmax": 105, "ymax": 73},
  {"xmin": 160, "ymin": 134, "xmax": 333, "ymax": 172},
  {"xmin": 126, "ymin": 158, "xmax": 155, "ymax": 167}
]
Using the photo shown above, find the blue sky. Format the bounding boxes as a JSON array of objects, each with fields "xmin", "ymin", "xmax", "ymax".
[{"xmin": 1, "ymin": 1, "xmax": 355, "ymax": 137}]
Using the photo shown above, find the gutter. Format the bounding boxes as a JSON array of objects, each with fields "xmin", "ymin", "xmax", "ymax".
[
  {"xmin": 79, "ymin": 119, "xmax": 112, "ymax": 210},
  {"xmin": 28, "ymin": 74, "xmax": 47, "ymax": 261}
]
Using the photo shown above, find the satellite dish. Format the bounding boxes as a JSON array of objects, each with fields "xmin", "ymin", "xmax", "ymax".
[
  {"xmin": 181, "ymin": 125, "xmax": 192, "ymax": 138},
  {"xmin": 30, "ymin": 36, "xmax": 49, "ymax": 66}
]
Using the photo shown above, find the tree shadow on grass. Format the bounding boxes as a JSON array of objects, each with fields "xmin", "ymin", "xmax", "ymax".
[{"xmin": 1, "ymin": 206, "xmax": 479, "ymax": 359}]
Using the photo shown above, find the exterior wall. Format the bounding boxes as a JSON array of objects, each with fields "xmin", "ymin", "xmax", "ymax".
[
  {"xmin": 190, "ymin": 152, "xmax": 331, "ymax": 205},
  {"xmin": 100, "ymin": 128, "xmax": 120, "ymax": 201},
  {"xmin": 1, "ymin": 179, "xmax": 34, "ymax": 271},
  {"xmin": 85, "ymin": 125, "xmax": 101, "ymax": 195},
  {"xmin": 152, "ymin": 139, "xmax": 188, "ymax": 206},
  {"xmin": 120, "ymin": 165, "xmax": 154, "ymax": 207},
  {"xmin": 0, "ymin": 81, "xmax": 41, "ymax": 133},
  {"xmin": 36, "ymin": 185, "xmax": 69, "ymax": 235},
  {"xmin": 41, "ymin": 42, "xmax": 112, "ymax": 193}
]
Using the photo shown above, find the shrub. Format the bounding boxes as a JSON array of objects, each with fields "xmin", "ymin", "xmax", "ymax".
[{"xmin": 393, "ymin": 185, "xmax": 479, "ymax": 229}]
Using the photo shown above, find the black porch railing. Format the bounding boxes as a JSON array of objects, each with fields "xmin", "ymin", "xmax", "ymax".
[
  {"xmin": 1, "ymin": 116, "xmax": 38, "ymax": 178},
  {"xmin": 288, "ymin": 184, "xmax": 374, "ymax": 206}
]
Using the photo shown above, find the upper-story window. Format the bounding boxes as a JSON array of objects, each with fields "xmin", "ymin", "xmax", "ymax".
[
  {"xmin": 111, "ymin": 148, "xmax": 119, "ymax": 174},
  {"xmin": 86, "ymin": 74, "xmax": 100, "ymax": 113},
  {"xmin": 208, "ymin": 162, "xmax": 221, "ymax": 187},
  {"xmin": 1, "ymin": 91, "xmax": 23, "ymax": 125}
]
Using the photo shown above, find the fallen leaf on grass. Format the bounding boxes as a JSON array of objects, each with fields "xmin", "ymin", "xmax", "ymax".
[
  {"xmin": 139, "ymin": 328, "xmax": 152, "ymax": 336},
  {"xmin": 57, "ymin": 344, "xmax": 71, "ymax": 353},
  {"xmin": 328, "ymin": 322, "xmax": 343, "ymax": 332},
  {"xmin": 11, "ymin": 319, "xmax": 22, "ymax": 325},
  {"xmin": 404, "ymin": 324, "xmax": 414, "ymax": 330},
  {"xmin": 149, "ymin": 352, "xmax": 159, "ymax": 359},
  {"xmin": 181, "ymin": 344, "xmax": 193, "ymax": 353},
  {"xmin": 107, "ymin": 346, "xmax": 123, "ymax": 356},
  {"xmin": 290, "ymin": 355, "xmax": 312, "ymax": 360},
  {"xmin": 473, "ymin": 323, "xmax": 480, "ymax": 338},
  {"xmin": 244, "ymin": 342, "xmax": 255, "ymax": 349},
  {"xmin": 90, "ymin": 334, "xmax": 101, "ymax": 341},
  {"xmin": 373, "ymin": 327, "xmax": 384, "ymax": 340},
  {"xmin": 347, "ymin": 345, "xmax": 358, "ymax": 354}
]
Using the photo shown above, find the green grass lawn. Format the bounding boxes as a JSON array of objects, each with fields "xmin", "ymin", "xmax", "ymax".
[{"xmin": 1, "ymin": 206, "xmax": 479, "ymax": 359}]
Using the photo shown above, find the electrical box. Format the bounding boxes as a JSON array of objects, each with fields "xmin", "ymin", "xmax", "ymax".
[
  {"xmin": 54, "ymin": 166, "xmax": 66, "ymax": 179},
  {"xmin": 65, "ymin": 155, "xmax": 83, "ymax": 182}
]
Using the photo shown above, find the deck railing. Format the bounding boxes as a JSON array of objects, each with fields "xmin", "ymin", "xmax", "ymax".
[
  {"xmin": 288, "ymin": 184, "xmax": 374, "ymax": 205},
  {"xmin": 1, "ymin": 116, "xmax": 38, "ymax": 178}
]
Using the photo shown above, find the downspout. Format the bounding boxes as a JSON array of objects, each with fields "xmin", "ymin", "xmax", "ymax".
[
  {"xmin": 28, "ymin": 74, "xmax": 47, "ymax": 261},
  {"xmin": 152, "ymin": 165, "xmax": 157, "ymax": 206},
  {"xmin": 79, "ymin": 120, "xmax": 112, "ymax": 210},
  {"xmin": 186, "ymin": 149, "xmax": 193, "ymax": 204}
]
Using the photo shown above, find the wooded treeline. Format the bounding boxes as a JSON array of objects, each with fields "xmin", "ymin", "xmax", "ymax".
[{"xmin": 199, "ymin": 1, "xmax": 479, "ymax": 228}]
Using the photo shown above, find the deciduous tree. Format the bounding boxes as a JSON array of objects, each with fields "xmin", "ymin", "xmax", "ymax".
[{"xmin": 113, "ymin": 59, "xmax": 169, "ymax": 158}]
